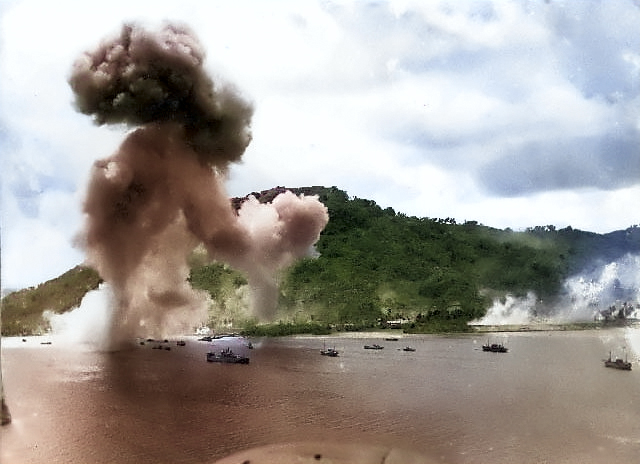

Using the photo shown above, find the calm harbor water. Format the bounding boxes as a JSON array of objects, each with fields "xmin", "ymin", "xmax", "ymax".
[{"xmin": 2, "ymin": 328, "xmax": 639, "ymax": 463}]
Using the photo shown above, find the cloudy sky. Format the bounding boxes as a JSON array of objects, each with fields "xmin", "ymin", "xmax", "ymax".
[{"xmin": 1, "ymin": 0, "xmax": 639, "ymax": 291}]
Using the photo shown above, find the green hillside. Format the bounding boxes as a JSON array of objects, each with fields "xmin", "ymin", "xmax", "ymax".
[
  {"xmin": 2, "ymin": 186, "xmax": 639, "ymax": 336},
  {"xmin": 273, "ymin": 187, "xmax": 639, "ymax": 332},
  {"xmin": 1, "ymin": 266, "xmax": 102, "ymax": 336}
]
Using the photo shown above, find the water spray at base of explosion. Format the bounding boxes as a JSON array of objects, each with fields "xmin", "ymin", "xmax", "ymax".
[
  {"xmin": 46, "ymin": 275, "xmax": 254, "ymax": 351},
  {"xmin": 67, "ymin": 188, "xmax": 327, "ymax": 351},
  {"xmin": 45, "ymin": 284, "xmax": 116, "ymax": 350},
  {"xmin": 473, "ymin": 253, "xmax": 640, "ymax": 326},
  {"xmin": 67, "ymin": 22, "xmax": 329, "ymax": 350}
]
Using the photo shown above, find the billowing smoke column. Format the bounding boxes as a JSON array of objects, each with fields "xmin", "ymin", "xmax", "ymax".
[{"xmin": 69, "ymin": 22, "xmax": 328, "ymax": 349}]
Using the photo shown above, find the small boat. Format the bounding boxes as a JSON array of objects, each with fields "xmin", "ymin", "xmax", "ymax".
[
  {"xmin": 176, "ymin": 340, "xmax": 186, "ymax": 346},
  {"xmin": 384, "ymin": 337, "xmax": 399, "ymax": 341},
  {"xmin": 364, "ymin": 344, "xmax": 384, "ymax": 350},
  {"xmin": 402, "ymin": 346, "xmax": 416, "ymax": 352},
  {"xmin": 320, "ymin": 347, "xmax": 339, "ymax": 357},
  {"xmin": 482, "ymin": 342, "xmax": 508, "ymax": 353},
  {"xmin": 320, "ymin": 341, "xmax": 339, "ymax": 357},
  {"xmin": 206, "ymin": 347, "xmax": 250, "ymax": 364},
  {"xmin": 604, "ymin": 352, "xmax": 631, "ymax": 370},
  {"xmin": 246, "ymin": 341, "xmax": 254, "ymax": 349}
]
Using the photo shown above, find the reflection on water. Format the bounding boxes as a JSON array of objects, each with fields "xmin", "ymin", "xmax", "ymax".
[{"xmin": 2, "ymin": 329, "xmax": 639, "ymax": 463}]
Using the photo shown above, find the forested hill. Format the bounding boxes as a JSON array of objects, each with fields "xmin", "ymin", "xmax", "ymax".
[
  {"xmin": 2, "ymin": 186, "xmax": 639, "ymax": 335},
  {"xmin": 270, "ymin": 187, "xmax": 639, "ymax": 329}
]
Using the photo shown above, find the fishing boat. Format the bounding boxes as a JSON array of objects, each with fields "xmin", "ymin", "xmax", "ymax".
[
  {"xmin": 604, "ymin": 352, "xmax": 632, "ymax": 370},
  {"xmin": 402, "ymin": 346, "xmax": 416, "ymax": 352},
  {"xmin": 482, "ymin": 342, "xmax": 508, "ymax": 353},
  {"xmin": 364, "ymin": 344, "xmax": 384, "ymax": 350},
  {"xmin": 206, "ymin": 347, "xmax": 250, "ymax": 364},
  {"xmin": 320, "ymin": 341, "xmax": 339, "ymax": 357},
  {"xmin": 320, "ymin": 347, "xmax": 339, "ymax": 357}
]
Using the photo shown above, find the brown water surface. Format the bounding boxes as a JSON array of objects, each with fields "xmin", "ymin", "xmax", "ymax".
[{"xmin": 2, "ymin": 330, "xmax": 639, "ymax": 463}]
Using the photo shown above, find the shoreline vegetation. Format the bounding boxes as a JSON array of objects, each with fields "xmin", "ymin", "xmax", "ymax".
[
  {"xmin": 245, "ymin": 319, "xmax": 639, "ymax": 337},
  {"xmin": 2, "ymin": 187, "xmax": 639, "ymax": 338},
  {"xmin": 2, "ymin": 320, "xmax": 637, "ymax": 341}
]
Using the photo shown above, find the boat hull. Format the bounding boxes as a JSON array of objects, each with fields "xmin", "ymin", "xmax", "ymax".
[
  {"xmin": 604, "ymin": 360, "xmax": 631, "ymax": 370},
  {"xmin": 603, "ymin": 352, "xmax": 632, "ymax": 370},
  {"xmin": 482, "ymin": 344, "xmax": 508, "ymax": 353},
  {"xmin": 320, "ymin": 349, "xmax": 339, "ymax": 357},
  {"xmin": 206, "ymin": 350, "xmax": 250, "ymax": 364}
]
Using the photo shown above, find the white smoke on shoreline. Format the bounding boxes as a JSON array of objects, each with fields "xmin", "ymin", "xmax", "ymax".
[
  {"xmin": 624, "ymin": 326, "xmax": 640, "ymax": 363},
  {"xmin": 471, "ymin": 292, "xmax": 537, "ymax": 326},
  {"xmin": 472, "ymin": 253, "xmax": 640, "ymax": 325},
  {"xmin": 45, "ymin": 284, "xmax": 115, "ymax": 350}
]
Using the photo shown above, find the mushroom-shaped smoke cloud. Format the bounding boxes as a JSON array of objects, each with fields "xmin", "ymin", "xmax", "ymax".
[
  {"xmin": 70, "ymin": 22, "xmax": 252, "ymax": 166},
  {"xmin": 69, "ymin": 22, "xmax": 328, "ymax": 349}
]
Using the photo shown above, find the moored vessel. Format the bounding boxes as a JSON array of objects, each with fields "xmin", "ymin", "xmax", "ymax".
[
  {"xmin": 320, "ymin": 347, "xmax": 339, "ymax": 357},
  {"xmin": 604, "ymin": 352, "xmax": 631, "ymax": 370},
  {"xmin": 482, "ymin": 342, "xmax": 508, "ymax": 353},
  {"xmin": 320, "ymin": 341, "xmax": 339, "ymax": 357},
  {"xmin": 364, "ymin": 344, "xmax": 384, "ymax": 350},
  {"xmin": 206, "ymin": 347, "xmax": 250, "ymax": 364}
]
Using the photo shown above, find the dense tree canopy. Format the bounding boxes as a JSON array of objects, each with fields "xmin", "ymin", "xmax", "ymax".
[{"xmin": 271, "ymin": 187, "xmax": 638, "ymax": 330}]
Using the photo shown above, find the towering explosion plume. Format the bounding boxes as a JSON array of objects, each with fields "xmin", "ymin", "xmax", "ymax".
[{"xmin": 69, "ymin": 22, "xmax": 328, "ymax": 349}]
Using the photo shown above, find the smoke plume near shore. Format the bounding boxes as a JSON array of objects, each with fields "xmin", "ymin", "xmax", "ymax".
[
  {"xmin": 67, "ymin": 22, "xmax": 328, "ymax": 350},
  {"xmin": 45, "ymin": 284, "xmax": 115, "ymax": 350},
  {"xmin": 472, "ymin": 253, "xmax": 640, "ymax": 325}
]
